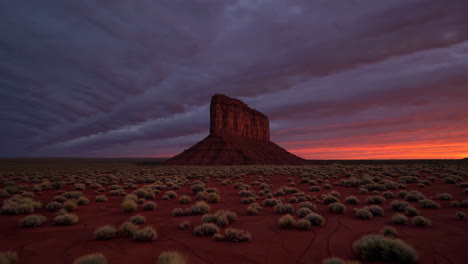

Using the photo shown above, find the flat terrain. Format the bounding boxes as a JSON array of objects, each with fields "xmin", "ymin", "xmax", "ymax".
[{"xmin": 0, "ymin": 159, "xmax": 467, "ymax": 263}]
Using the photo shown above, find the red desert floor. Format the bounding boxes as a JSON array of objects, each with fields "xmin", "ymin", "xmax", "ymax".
[{"xmin": 1, "ymin": 166, "xmax": 467, "ymax": 264}]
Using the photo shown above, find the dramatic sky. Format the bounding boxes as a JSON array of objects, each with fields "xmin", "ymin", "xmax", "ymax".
[{"xmin": 1, "ymin": 0, "xmax": 468, "ymax": 159}]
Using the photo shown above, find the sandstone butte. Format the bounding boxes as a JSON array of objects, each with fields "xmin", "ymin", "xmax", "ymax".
[{"xmin": 164, "ymin": 94, "xmax": 308, "ymax": 165}]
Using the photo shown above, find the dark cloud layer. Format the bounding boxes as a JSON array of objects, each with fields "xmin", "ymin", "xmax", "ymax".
[{"xmin": 1, "ymin": 0, "xmax": 468, "ymax": 159}]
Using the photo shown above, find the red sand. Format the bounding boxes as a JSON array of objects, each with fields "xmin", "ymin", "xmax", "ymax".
[{"xmin": 1, "ymin": 170, "xmax": 467, "ymax": 263}]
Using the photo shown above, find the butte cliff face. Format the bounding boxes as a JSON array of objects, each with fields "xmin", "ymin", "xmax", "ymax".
[
  {"xmin": 210, "ymin": 94, "xmax": 270, "ymax": 141},
  {"xmin": 164, "ymin": 94, "xmax": 307, "ymax": 165}
]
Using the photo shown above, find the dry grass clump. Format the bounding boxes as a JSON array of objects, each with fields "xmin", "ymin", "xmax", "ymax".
[
  {"xmin": 345, "ymin": 196, "xmax": 359, "ymax": 205},
  {"xmin": 391, "ymin": 200, "xmax": 408, "ymax": 212},
  {"xmin": 419, "ymin": 199, "xmax": 440, "ymax": 209},
  {"xmin": 194, "ymin": 223, "xmax": 220, "ymax": 236},
  {"xmin": 392, "ymin": 213, "xmax": 408, "ymax": 225},
  {"xmin": 412, "ymin": 216, "xmax": 431, "ymax": 227},
  {"xmin": 1, "ymin": 196, "xmax": 41, "ymax": 215},
  {"xmin": 207, "ymin": 193, "xmax": 220, "ymax": 203},
  {"xmin": 456, "ymin": 211, "xmax": 465, "ymax": 220},
  {"xmin": 405, "ymin": 205, "xmax": 420, "ymax": 216},
  {"xmin": 54, "ymin": 213, "xmax": 78, "ymax": 225},
  {"xmin": 329, "ymin": 202, "xmax": 346, "ymax": 214},
  {"xmin": 130, "ymin": 214, "xmax": 146, "ymax": 225},
  {"xmin": 247, "ymin": 203, "xmax": 262, "ymax": 215},
  {"xmin": 366, "ymin": 195, "xmax": 386, "ymax": 205},
  {"xmin": 119, "ymin": 221, "xmax": 138, "ymax": 237},
  {"xmin": 202, "ymin": 210, "xmax": 237, "ymax": 227},
  {"xmin": 278, "ymin": 214, "xmax": 296, "ymax": 229},
  {"xmin": 157, "ymin": 251, "xmax": 188, "ymax": 264},
  {"xmin": 274, "ymin": 203, "xmax": 294, "ymax": 214},
  {"xmin": 73, "ymin": 253, "xmax": 107, "ymax": 264},
  {"xmin": 178, "ymin": 220, "xmax": 190, "ymax": 229},
  {"xmin": 63, "ymin": 200, "xmax": 78, "ymax": 212},
  {"xmin": 355, "ymin": 208, "xmax": 373, "ymax": 219},
  {"xmin": 304, "ymin": 212, "xmax": 326, "ymax": 226},
  {"xmin": 95, "ymin": 195, "xmax": 108, "ymax": 202},
  {"xmin": 353, "ymin": 234, "xmax": 417, "ymax": 263},
  {"xmin": 19, "ymin": 214, "xmax": 47, "ymax": 227},
  {"xmin": 190, "ymin": 201, "xmax": 211, "ymax": 215},
  {"xmin": 179, "ymin": 195, "xmax": 191, "ymax": 204},
  {"xmin": 363, "ymin": 205, "xmax": 384, "ymax": 216},
  {"xmin": 121, "ymin": 199, "xmax": 137, "ymax": 213},
  {"xmin": 133, "ymin": 226, "xmax": 157, "ymax": 241},
  {"xmin": 142, "ymin": 201, "xmax": 157, "ymax": 211},
  {"xmin": 380, "ymin": 226, "xmax": 398, "ymax": 237},
  {"xmin": 0, "ymin": 251, "xmax": 17, "ymax": 264},
  {"xmin": 94, "ymin": 225, "xmax": 117, "ymax": 240},
  {"xmin": 77, "ymin": 196, "xmax": 90, "ymax": 205},
  {"xmin": 296, "ymin": 219, "xmax": 312, "ymax": 230},
  {"xmin": 436, "ymin": 193, "xmax": 453, "ymax": 200}
]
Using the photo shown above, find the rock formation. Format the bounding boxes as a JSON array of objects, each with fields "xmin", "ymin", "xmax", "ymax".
[
  {"xmin": 210, "ymin": 94, "xmax": 269, "ymax": 141},
  {"xmin": 164, "ymin": 94, "xmax": 307, "ymax": 165}
]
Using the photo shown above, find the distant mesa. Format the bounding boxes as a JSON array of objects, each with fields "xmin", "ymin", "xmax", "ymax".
[{"xmin": 164, "ymin": 94, "xmax": 307, "ymax": 165}]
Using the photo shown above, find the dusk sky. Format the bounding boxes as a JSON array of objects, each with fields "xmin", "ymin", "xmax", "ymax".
[{"xmin": 1, "ymin": 0, "xmax": 468, "ymax": 159}]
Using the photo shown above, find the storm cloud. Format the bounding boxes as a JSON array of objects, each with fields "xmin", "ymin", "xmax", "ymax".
[{"xmin": 1, "ymin": 0, "xmax": 467, "ymax": 158}]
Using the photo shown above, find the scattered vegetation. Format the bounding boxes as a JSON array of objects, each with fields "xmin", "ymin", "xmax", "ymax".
[
  {"xmin": 19, "ymin": 214, "xmax": 47, "ymax": 227},
  {"xmin": 94, "ymin": 225, "xmax": 117, "ymax": 240},
  {"xmin": 73, "ymin": 253, "xmax": 107, "ymax": 264},
  {"xmin": 353, "ymin": 234, "xmax": 418, "ymax": 263}
]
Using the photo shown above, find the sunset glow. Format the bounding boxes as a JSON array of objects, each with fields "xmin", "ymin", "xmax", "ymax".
[{"xmin": 1, "ymin": 1, "xmax": 468, "ymax": 159}]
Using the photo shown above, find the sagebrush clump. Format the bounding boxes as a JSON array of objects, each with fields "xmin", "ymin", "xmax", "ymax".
[{"xmin": 353, "ymin": 234, "xmax": 417, "ymax": 263}]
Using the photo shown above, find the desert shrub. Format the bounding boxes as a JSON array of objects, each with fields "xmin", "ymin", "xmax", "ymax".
[
  {"xmin": 133, "ymin": 188, "xmax": 155, "ymax": 199},
  {"xmin": 358, "ymin": 188, "xmax": 368, "ymax": 194},
  {"xmin": 412, "ymin": 216, "xmax": 431, "ymax": 227},
  {"xmin": 157, "ymin": 251, "xmax": 188, "ymax": 264},
  {"xmin": 305, "ymin": 213, "xmax": 326, "ymax": 226},
  {"xmin": 172, "ymin": 208, "xmax": 185, "ymax": 217},
  {"xmin": 191, "ymin": 183, "xmax": 205, "ymax": 193},
  {"xmin": 54, "ymin": 213, "xmax": 78, "ymax": 225},
  {"xmin": 456, "ymin": 211, "xmax": 465, "ymax": 220},
  {"xmin": 45, "ymin": 201, "xmax": 62, "ymax": 211},
  {"xmin": 381, "ymin": 226, "xmax": 398, "ymax": 237},
  {"xmin": 382, "ymin": 191, "xmax": 395, "ymax": 199},
  {"xmin": 444, "ymin": 177, "xmax": 457, "ymax": 184},
  {"xmin": 353, "ymin": 234, "xmax": 417, "ymax": 263},
  {"xmin": 329, "ymin": 202, "xmax": 346, "ymax": 214},
  {"xmin": 224, "ymin": 228, "xmax": 252, "ymax": 242},
  {"xmin": 364, "ymin": 205, "xmax": 384, "ymax": 216},
  {"xmin": 194, "ymin": 223, "xmax": 220, "ymax": 236},
  {"xmin": 95, "ymin": 194, "xmax": 109, "ymax": 202},
  {"xmin": 405, "ymin": 191, "xmax": 426, "ymax": 202},
  {"xmin": 366, "ymin": 195, "xmax": 386, "ymax": 204},
  {"xmin": 310, "ymin": 186, "xmax": 321, "ymax": 192},
  {"xmin": 399, "ymin": 176, "xmax": 419, "ymax": 184},
  {"xmin": 419, "ymin": 199, "xmax": 440, "ymax": 209},
  {"xmin": 94, "ymin": 225, "xmax": 117, "ymax": 240},
  {"xmin": 247, "ymin": 203, "xmax": 262, "ymax": 215},
  {"xmin": 278, "ymin": 214, "xmax": 296, "ymax": 229},
  {"xmin": 404, "ymin": 205, "xmax": 420, "ymax": 216},
  {"xmin": 274, "ymin": 203, "xmax": 294, "ymax": 214},
  {"xmin": 165, "ymin": 191, "xmax": 177, "ymax": 199},
  {"xmin": 392, "ymin": 213, "xmax": 408, "ymax": 225},
  {"xmin": 191, "ymin": 201, "xmax": 210, "ymax": 215},
  {"xmin": 296, "ymin": 219, "xmax": 312, "ymax": 230},
  {"xmin": 262, "ymin": 198, "xmax": 279, "ymax": 207},
  {"xmin": 77, "ymin": 196, "xmax": 90, "ymax": 205},
  {"xmin": 322, "ymin": 195, "xmax": 339, "ymax": 204},
  {"xmin": 119, "ymin": 221, "xmax": 138, "ymax": 237},
  {"xmin": 296, "ymin": 207, "xmax": 313, "ymax": 218},
  {"xmin": 207, "ymin": 193, "xmax": 220, "ymax": 203},
  {"xmin": 459, "ymin": 182, "xmax": 468, "ymax": 188},
  {"xmin": 121, "ymin": 199, "xmax": 137, "ymax": 213},
  {"xmin": 390, "ymin": 200, "xmax": 408, "ymax": 212},
  {"xmin": 0, "ymin": 251, "xmax": 17, "ymax": 264},
  {"xmin": 109, "ymin": 189, "xmax": 126, "ymax": 196},
  {"xmin": 142, "ymin": 201, "xmax": 157, "ymax": 211},
  {"xmin": 179, "ymin": 195, "xmax": 191, "ymax": 204},
  {"xmin": 133, "ymin": 226, "xmax": 157, "ymax": 241},
  {"xmin": 436, "ymin": 193, "xmax": 452, "ymax": 201},
  {"xmin": 63, "ymin": 200, "xmax": 77, "ymax": 212},
  {"xmin": 398, "ymin": 191, "xmax": 408, "ymax": 198},
  {"xmin": 19, "ymin": 214, "xmax": 47, "ymax": 227},
  {"xmin": 1, "ymin": 197, "xmax": 38, "ymax": 215},
  {"xmin": 289, "ymin": 196, "xmax": 298, "ymax": 203},
  {"xmin": 63, "ymin": 191, "xmax": 83, "ymax": 199},
  {"xmin": 345, "ymin": 196, "xmax": 359, "ymax": 205},
  {"xmin": 130, "ymin": 214, "xmax": 146, "ymax": 225},
  {"xmin": 73, "ymin": 253, "xmax": 107, "ymax": 264},
  {"xmin": 178, "ymin": 220, "xmax": 190, "ymax": 229},
  {"xmin": 355, "ymin": 209, "xmax": 373, "ymax": 219}
]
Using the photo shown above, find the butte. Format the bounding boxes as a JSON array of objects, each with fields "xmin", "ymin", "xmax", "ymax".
[{"xmin": 164, "ymin": 94, "xmax": 307, "ymax": 165}]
